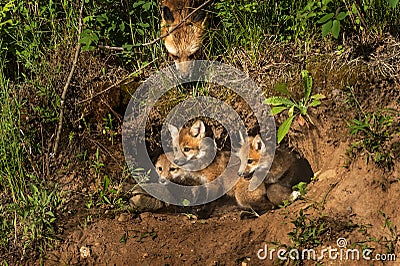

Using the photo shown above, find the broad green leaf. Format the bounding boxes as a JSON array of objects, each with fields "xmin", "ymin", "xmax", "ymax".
[
  {"xmin": 274, "ymin": 83, "xmax": 290, "ymax": 96},
  {"xmin": 322, "ymin": 20, "xmax": 332, "ymax": 38},
  {"xmin": 336, "ymin": 11, "xmax": 348, "ymax": 20},
  {"xmin": 309, "ymin": 99, "xmax": 321, "ymax": 107},
  {"xmin": 264, "ymin": 96, "xmax": 294, "ymax": 107},
  {"xmin": 271, "ymin": 106, "xmax": 288, "ymax": 115},
  {"xmin": 317, "ymin": 13, "xmax": 334, "ymax": 24},
  {"xmin": 310, "ymin": 93, "xmax": 326, "ymax": 100},
  {"xmin": 277, "ymin": 116, "xmax": 295, "ymax": 144},
  {"xmin": 387, "ymin": 0, "xmax": 399, "ymax": 8},
  {"xmin": 332, "ymin": 20, "xmax": 340, "ymax": 39}
]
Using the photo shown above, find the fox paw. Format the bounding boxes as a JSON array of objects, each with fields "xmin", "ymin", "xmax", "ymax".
[{"xmin": 239, "ymin": 210, "xmax": 259, "ymax": 220}]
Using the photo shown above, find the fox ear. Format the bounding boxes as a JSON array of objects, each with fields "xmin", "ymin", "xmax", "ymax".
[
  {"xmin": 168, "ymin": 124, "xmax": 179, "ymax": 140},
  {"xmin": 162, "ymin": 6, "xmax": 174, "ymax": 23},
  {"xmin": 238, "ymin": 131, "xmax": 245, "ymax": 145},
  {"xmin": 253, "ymin": 135, "xmax": 266, "ymax": 152},
  {"xmin": 190, "ymin": 120, "xmax": 205, "ymax": 138}
]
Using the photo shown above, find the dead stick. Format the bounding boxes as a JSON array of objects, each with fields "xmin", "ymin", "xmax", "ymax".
[
  {"xmin": 53, "ymin": 0, "xmax": 84, "ymax": 155},
  {"xmin": 142, "ymin": 0, "xmax": 212, "ymax": 46},
  {"xmin": 98, "ymin": 44, "xmax": 125, "ymax": 51}
]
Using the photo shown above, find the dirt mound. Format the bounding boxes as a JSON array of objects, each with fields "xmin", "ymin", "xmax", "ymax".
[{"xmin": 39, "ymin": 36, "xmax": 400, "ymax": 265}]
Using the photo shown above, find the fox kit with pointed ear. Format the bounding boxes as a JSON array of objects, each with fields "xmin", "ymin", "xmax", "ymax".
[
  {"xmin": 236, "ymin": 134, "xmax": 314, "ymax": 206},
  {"xmin": 160, "ymin": 0, "xmax": 207, "ymax": 77},
  {"xmin": 168, "ymin": 120, "xmax": 217, "ymax": 172}
]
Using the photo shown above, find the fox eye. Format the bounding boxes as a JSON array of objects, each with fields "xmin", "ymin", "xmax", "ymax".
[
  {"xmin": 170, "ymin": 167, "xmax": 177, "ymax": 172},
  {"xmin": 188, "ymin": 54, "xmax": 196, "ymax": 60},
  {"xmin": 170, "ymin": 54, "xmax": 179, "ymax": 60},
  {"xmin": 183, "ymin": 147, "xmax": 190, "ymax": 152},
  {"xmin": 247, "ymin": 159, "xmax": 254, "ymax": 164},
  {"xmin": 158, "ymin": 167, "xmax": 163, "ymax": 171}
]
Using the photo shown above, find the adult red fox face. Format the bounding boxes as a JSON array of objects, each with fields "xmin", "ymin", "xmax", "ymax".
[{"xmin": 160, "ymin": 0, "xmax": 207, "ymax": 78}]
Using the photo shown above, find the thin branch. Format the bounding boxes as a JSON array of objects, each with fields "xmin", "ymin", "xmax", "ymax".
[
  {"xmin": 53, "ymin": 0, "xmax": 84, "ymax": 156},
  {"xmin": 77, "ymin": 57, "xmax": 158, "ymax": 104},
  {"xmin": 98, "ymin": 44, "xmax": 125, "ymax": 51},
  {"xmin": 353, "ymin": 0, "xmax": 369, "ymax": 33},
  {"xmin": 142, "ymin": 0, "xmax": 212, "ymax": 46}
]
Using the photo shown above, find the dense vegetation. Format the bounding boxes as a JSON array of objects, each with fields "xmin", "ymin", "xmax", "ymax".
[{"xmin": 0, "ymin": 0, "xmax": 399, "ymax": 262}]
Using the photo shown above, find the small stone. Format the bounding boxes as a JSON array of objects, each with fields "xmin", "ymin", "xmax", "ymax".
[
  {"xmin": 80, "ymin": 246, "xmax": 90, "ymax": 259},
  {"xmin": 118, "ymin": 213, "xmax": 130, "ymax": 222}
]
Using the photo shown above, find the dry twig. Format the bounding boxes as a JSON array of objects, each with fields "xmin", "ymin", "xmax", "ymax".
[{"xmin": 53, "ymin": 0, "xmax": 84, "ymax": 155}]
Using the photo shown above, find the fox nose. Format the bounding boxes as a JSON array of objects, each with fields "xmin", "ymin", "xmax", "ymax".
[
  {"xmin": 238, "ymin": 171, "xmax": 244, "ymax": 177},
  {"xmin": 178, "ymin": 70, "xmax": 190, "ymax": 80},
  {"xmin": 159, "ymin": 178, "xmax": 167, "ymax": 184},
  {"xmin": 175, "ymin": 61, "xmax": 192, "ymax": 80},
  {"xmin": 174, "ymin": 158, "xmax": 186, "ymax": 166}
]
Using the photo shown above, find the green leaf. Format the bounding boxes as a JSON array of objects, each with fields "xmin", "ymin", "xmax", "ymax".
[
  {"xmin": 182, "ymin": 199, "xmax": 190, "ymax": 206},
  {"xmin": 317, "ymin": 13, "xmax": 334, "ymax": 23},
  {"xmin": 264, "ymin": 96, "xmax": 295, "ymax": 107},
  {"xmin": 387, "ymin": 0, "xmax": 399, "ymax": 8},
  {"xmin": 336, "ymin": 11, "xmax": 348, "ymax": 20},
  {"xmin": 274, "ymin": 83, "xmax": 290, "ymax": 96},
  {"xmin": 133, "ymin": 1, "xmax": 145, "ymax": 8},
  {"xmin": 309, "ymin": 99, "xmax": 321, "ymax": 107},
  {"xmin": 271, "ymin": 106, "xmax": 288, "ymax": 115},
  {"xmin": 310, "ymin": 93, "xmax": 326, "ymax": 100},
  {"xmin": 322, "ymin": 20, "xmax": 332, "ymax": 38},
  {"xmin": 277, "ymin": 115, "xmax": 295, "ymax": 144},
  {"xmin": 288, "ymin": 105, "xmax": 295, "ymax": 117},
  {"xmin": 332, "ymin": 20, "xmax": 340, "ymax": 39},
  {"xmin": 301, "ymin": 70, "xmax": 312, "ymax": 101}
]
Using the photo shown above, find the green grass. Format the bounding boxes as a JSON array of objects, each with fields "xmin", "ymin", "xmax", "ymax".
[{"xmin": 0, "ymin": 55, "xmax": 63, "ymax": 260}]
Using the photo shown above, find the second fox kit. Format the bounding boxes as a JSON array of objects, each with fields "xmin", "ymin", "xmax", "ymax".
[
  {"xmin": 160, "ymin": 0, "xmax": 208, "ymax": 77},
  {"xmin": 155, "ymin": 152, "xmax": 202, "ymax": 187},
  {"xmin": 236, "ymin": 134, "xmax": 314, "ymax": 206}
]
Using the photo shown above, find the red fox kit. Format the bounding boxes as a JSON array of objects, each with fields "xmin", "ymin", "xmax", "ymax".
[
  {"xmin": 160, "ymin": 0, "xmax": 207, "ymax": 77},
  {"xmin": 155, "ymin": 152, "xmax": 201, "ymax": 186},
  {"xmin": 236, "ymin": 134, "xmax": 314, "ymax": 206},
  {"xmin": 168, "ymin": 120, "xmax": 236, "ymax": 202}
]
